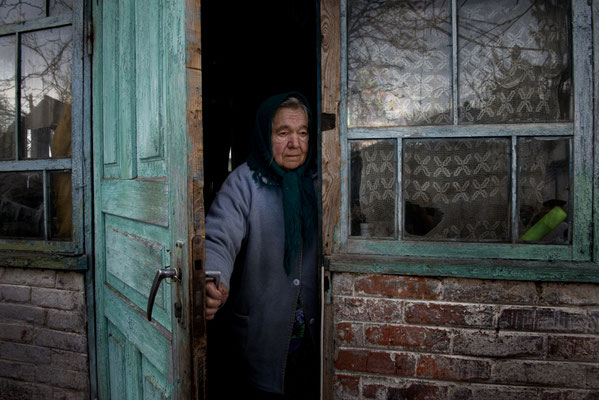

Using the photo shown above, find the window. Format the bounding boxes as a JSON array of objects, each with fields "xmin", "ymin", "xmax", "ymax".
[
  {"xmin": 0, "ymin": 0, "xmax": 85, "ymax": 254},
  {"xmin": 339, "ymin": 0, "xmax": 593, "ymax": 262}
]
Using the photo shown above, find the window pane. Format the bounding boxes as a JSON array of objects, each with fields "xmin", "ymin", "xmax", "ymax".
[
  {"xmin": 20, "ymin": 26, "xmax": 72, "ymax": 159},
  {"xmin": 458, "ymin": 0, "xmax": 571, "ymax": 124},
  {"xmin": 403, "ymin": 138, "xmax": 510, "ymax": 241},
  {"xmin": 0, "ymin": 34, "xmax": 15, "ymax": 160},
  {"xmin": 49, "ymin": 0, "xmax": 73, "ymax": 16},
  {"xmin": 0, "ymin": 171, "xmax": 44, "ymax": 238},
  {"xmin": 0, "ymin": 0, "xmax": 45, "ymax": 24},
  {"xmin": 518, "ymin": 137, "xmax": 569, "ymax": 243},
  {"xmin": 348, "ymin": 0, "xmax": 452, "ymax": 127},
  {"xmin": 350, "ymin": 140, "xmax": 396, "ymax": 238},
  {"xmin": 49, "ymin": 170, "xmax": 71, "ymax": 239}
]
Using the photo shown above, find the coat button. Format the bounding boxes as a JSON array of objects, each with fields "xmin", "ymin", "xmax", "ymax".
[
  {"xmin": 309, "ymin": 318, "xmax": 315, "ymax": 325},
  {"xmin": 293, "ymin": 279, "xmax": 300, "ymax": 286}
]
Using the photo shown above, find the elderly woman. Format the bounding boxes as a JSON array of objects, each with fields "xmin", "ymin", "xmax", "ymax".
[{"xmin": 205, "ymin": 92, "xmax": 319, "ymax": 399}]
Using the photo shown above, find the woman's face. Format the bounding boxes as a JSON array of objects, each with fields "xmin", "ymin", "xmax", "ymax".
[{"xmin": 271, "ymin": 107, "xmax": 309, "ymax": 170}]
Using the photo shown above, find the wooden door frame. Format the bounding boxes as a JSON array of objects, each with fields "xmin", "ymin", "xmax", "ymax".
[{"xmin": 320, "ymin": 0, "xmax": 341, "ymax": 399}]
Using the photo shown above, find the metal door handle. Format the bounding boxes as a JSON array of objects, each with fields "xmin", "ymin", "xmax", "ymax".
[{"xmin": 147, "ymin": 268, "xmax": 177, "ymax": 321}]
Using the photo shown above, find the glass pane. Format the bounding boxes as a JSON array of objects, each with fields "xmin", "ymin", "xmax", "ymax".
[
  {"xmin": 403, "ymin": 138, "xmax": 510, "ymax": 241},
  {"xmin": 0, "ymin": 171, "xmax": 44, "ymax": 238},
  {"xmin": 350, "ymin": 140, "xmax": 396, "ymax": 238},
  {"xmin": 49, "ymin": 170, "xmax": 71, "ymax": 239},
  {"xmin": 0, "ymin": 34, "xmax": 16, "ymax": 160},
  {"xmin": 0, "ymin": 0, "xmax": 45, "ymax": 24},
  {"xmin": 518, "ymin": 138, "xmax": 569, "ymax": 243},
  {"xmin": 20, "ymin": 26, "xmax": 72, "ymax": 159},
  {"xmin": 458, "ymin": 0, "xmax": 571, "ymax": 124},
  {"xmin": 49, "ymin": 0, "xmax": 73, "ymax": 16},
  {"xmin": 348, "ymin": 0, "xmax": 452, "ymax": 127}
]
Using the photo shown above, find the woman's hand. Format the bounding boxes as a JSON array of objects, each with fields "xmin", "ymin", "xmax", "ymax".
[{"xmin": 205, "ymin": 281, "xmax": 229, "ymax": 320}]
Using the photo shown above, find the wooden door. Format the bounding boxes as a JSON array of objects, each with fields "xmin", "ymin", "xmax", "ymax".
[{"xmin": 92, "ymin": 0, "xmax": 205, "ymax": 398}]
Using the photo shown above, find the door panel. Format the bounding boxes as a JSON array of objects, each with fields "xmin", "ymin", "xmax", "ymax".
[{"xmin": 93, "ymin": 0, "xmax": 200, "ymax": 398}]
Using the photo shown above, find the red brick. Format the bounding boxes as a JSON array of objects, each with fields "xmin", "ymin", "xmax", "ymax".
[
  {"xmin": 332, "ymin": 273, "xmax": 354, "ymax": 296},
  {"xmin": 333, "ymin": 374, "xmax": 359, "ymax": 398},
  {"xmin": 442, "ymin": 278, "xmax": 538, "ymax": 304},
  {"xmin": 540, "ymin": 283, "xmax": 599, "ymax": 306},
  {"xmin": 365, "ymin": 351, "xmax": 397, "ymax": 375},
  {"xmin": 336, "ymin": 322, "xmax": 362, "ymax": 346},
  {"xmin": 363, "ymin": 383, "xmax": 384, "ymax": 399},
  {"xmin": 541, "ymin": 390, "xmax": 599, "ymax": 400},
  {"xmin": 463, "ymin": 386, "xmax": 540, "ymax": 400},
  {"xmin": 387, "ymin": 383, "xmax": 448, "ymax": 400},
  {"xmin": 498, "ymin": 308, "xmax": 587, "ymax": 333},
  {"xmin": 453, "ymin": 331, "xmax": 544, "ymax": 357},
  {"xmin": 355, "ymin": 275, "xmax": 441, "ymax": 299},
  {"xmin": 365, "ymin": 324, "xmax": 450, "ymax": 352},
  {"xmin": 416, "ymin": 355, "xmax": 491, "ymax": 382},
  {"xmin": 405, "ymin": 302, "xmax": 494, "ymax": 328},
  {"xmin": 547, "ymin": 335, "xmax": 599, "ymax": 361},
  {"xmin": 493, "ymin": 360, "xmax": 586, "ymax": 387},
  {"xmin": 334, "ymin": 297, "xmax": 367, "ymax": 321},
  {"xmin": 335, "ymin": 349, "xmax": 368, "ymax": 372},
  {"xmin": 334, "ymin": 297, "xmax": 401, "ymax": 323},
  {"xmin": 335, "ymin": 349, "xmax": 415, "ymax": 376}
]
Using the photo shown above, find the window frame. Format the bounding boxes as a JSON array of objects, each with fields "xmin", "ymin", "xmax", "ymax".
[
  {"xmin": 328, "ymin": 0, "xmax": 596, "ymax": 272},
  {"xmin": 0, "ymin": 1, "xmax": 86, "ymax": 256}
]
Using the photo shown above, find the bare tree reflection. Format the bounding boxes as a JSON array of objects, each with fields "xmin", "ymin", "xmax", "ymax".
[{"xmin": 348, "ymin": 0, "xmax": 571, "ymax": 127}]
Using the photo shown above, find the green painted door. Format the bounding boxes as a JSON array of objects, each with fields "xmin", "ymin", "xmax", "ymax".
[{"xmin": 92, "ymin": 0, "xmax": 205, "ymax": 398}]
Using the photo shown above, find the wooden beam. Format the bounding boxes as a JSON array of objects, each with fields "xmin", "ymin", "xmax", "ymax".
[{"xmin": 321, "ymin": 0, "xmax": 342, "ymax": 257}]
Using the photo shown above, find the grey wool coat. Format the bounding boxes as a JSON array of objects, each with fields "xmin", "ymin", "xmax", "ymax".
[{"xmin": 205, "ymin": 162, "xmax": 319, "ymax": 394}]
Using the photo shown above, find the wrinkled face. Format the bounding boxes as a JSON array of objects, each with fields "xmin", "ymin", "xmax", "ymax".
[{"xmin": 271, "ymin": 107, "xmax": 309, "ymax": 170}]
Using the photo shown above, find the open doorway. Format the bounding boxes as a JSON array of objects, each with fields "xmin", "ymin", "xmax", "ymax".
[{"xmin": 201, "ymin": 0, "xmax": 319, "ymax": 397}]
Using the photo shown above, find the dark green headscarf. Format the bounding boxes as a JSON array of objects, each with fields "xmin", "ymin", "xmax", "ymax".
[{"xmin": 247, "ymin": 92, "xmax": 317, "ymax": 275}]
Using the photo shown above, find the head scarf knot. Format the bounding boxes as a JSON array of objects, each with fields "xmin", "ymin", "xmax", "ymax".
[{"xmin": 247, "ymin": 92, "xmax": 317, "ymax": 275}]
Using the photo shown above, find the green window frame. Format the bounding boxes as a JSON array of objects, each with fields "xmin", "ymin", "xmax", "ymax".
[
  {"xmin": 0, "ymin": 1, "xmax": 88, "ymax": 264},
  {"xmin": 329, "ymin": 0, "xmax": 598, "ymax": 281}
]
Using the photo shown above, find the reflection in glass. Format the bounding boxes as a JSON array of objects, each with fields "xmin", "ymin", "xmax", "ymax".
[
  {"xmin": 0, "ymin": 0, "xmax": 45, "ymax": 24},
  {"xmin": 50, "ymin": 170, "xmax": 71, "ymax": 239},
  {"xmin": 348, "ymin": 0, "xmax": 452, "ymax": 127},
  {"xmin": 403, "ymin": 138, "xmax": 510, "ymax": 241},
  {"xmin": 0, "ymin": 171, "xmax": 44, "ymax": 238},
  {"xmin": 350, "ymin": 140, "xmax": 396, "ymax": 238},
  {"xmin": 0, "ymin": 35, "xmax": 15, "ymax": 160},
  {"xmin": 20, "ymin": 26, "xmax": 72, "ymax": 159},
  {"xmin": 518, "ymin": 138, "xmax": 569, "ymax": 243},
  {"xmin": 49, "ymin": 0, "xmax": 73, "ymax": 15},
  {"xmin": 458, "ymin": 0, "xmax": 571, "ymax": 124}
]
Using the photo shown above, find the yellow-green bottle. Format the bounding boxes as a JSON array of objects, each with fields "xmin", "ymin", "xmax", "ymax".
[{"xmin": 520, "ymin": 206, "xmax": 567, "ymax": 241}]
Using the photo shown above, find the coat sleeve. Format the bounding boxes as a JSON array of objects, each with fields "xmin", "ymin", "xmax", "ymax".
[{"xmin": 205, "ymin": 166, "xmax": 253, "ymax": 288}]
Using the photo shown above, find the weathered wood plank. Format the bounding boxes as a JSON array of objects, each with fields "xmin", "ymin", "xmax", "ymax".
[
  {"xmin": 321, "ymin": 0, "xmax": 342, "ymax": 256},
  {"xmin": 0, "ymin": 252, "xmax": 86, "ymax": 270},
  {"xmin": 136, "ymin": 0, "xmax": 165, "ymax": 176},
  {"xmin": 104, "ymin": 286, "xmax": 172, "ymax": 378},
  {"xmin": 571, "ymin": 0, "xmax": 594, "ymax": 261},
  {"xmin": 593, "ymin": 0, "xmax": 599, "ymax": 264},
  {"xmin": 185, "ymin": 1, "xmax": 206, "ymax": 398},
  {"xmin": 165, "ymin": 0, "xmax": 193, "ymax": 397},
  {"xmin": 101, "ymin": 179, "xmax": 168, "ymax": 227},
  {"xmin": 327, "ymin": 254, "xmax": 599, "ymax": 283},
  {"xmin": 105, "ymin": 224, "xmax": 171, "ymax": 328},
  {"xmin": 346, "ymin": 122, "xmax": 573, "ymax": 139},
  {"xmin": 347, "ymin": 239, "xmax": 572, "ymax": 261},
  {"xmin": 101, "ymin": 0, "xmax": 118, "ymax": 168},
  {"xmin": 118, "ymin": 0, "xmax": 137, "ymax": 179}
]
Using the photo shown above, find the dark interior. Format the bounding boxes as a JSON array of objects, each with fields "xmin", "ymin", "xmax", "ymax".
[{"xmin": 201, "ymin": 1, "xmax": 318, "ymax": 396}]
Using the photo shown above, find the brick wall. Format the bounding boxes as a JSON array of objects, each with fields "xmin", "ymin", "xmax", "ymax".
[
  {"xmin": 331, "ymin": 272, "xmax": 599, "ymax": 400},
  {"xmin": 0, "ymin": 267, "xmax": 90, "ymax": 400}
]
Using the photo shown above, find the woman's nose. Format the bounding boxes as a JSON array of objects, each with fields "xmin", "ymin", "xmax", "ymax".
[{"xmin": 288, "ymin": 133, "xmax": 300, "ymax": 147}]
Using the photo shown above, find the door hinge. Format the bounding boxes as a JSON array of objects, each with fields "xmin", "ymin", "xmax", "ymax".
[{"xmin": 86, "ymin": 19, "xmax": 94, "ymax": 56}]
